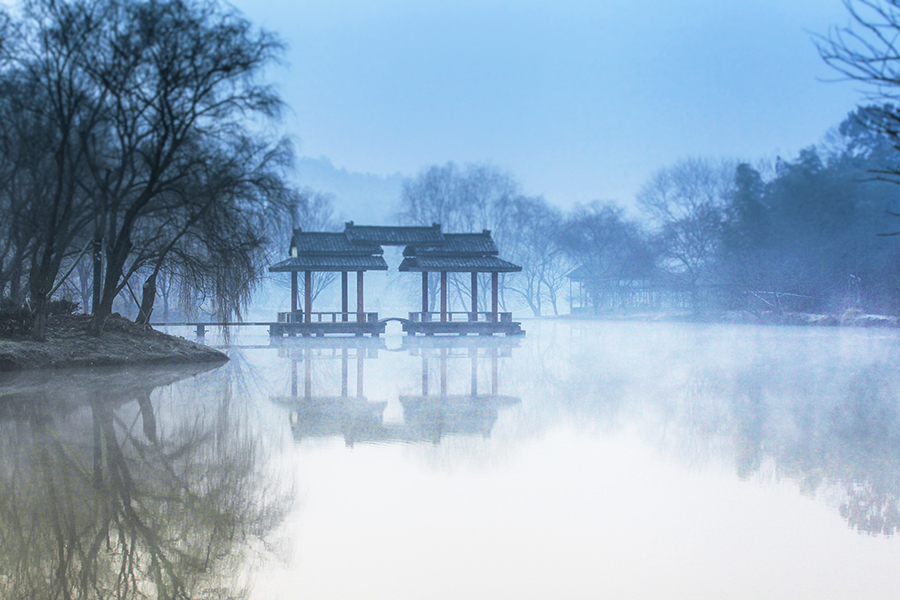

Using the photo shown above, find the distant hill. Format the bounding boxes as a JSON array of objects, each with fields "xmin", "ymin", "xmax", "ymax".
[{"xmin": 295, "ymin": 156, "xmax": 405, "ymax": 225}]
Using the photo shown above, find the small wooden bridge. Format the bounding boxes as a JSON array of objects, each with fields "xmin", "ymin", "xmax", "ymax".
[
  {"xmin": 154, "ymin": 310, "xmax": 523, "ymax": 338},
  {"xmin": 150, "ymin": 321, "xmax": 274, "ymax": 337}
]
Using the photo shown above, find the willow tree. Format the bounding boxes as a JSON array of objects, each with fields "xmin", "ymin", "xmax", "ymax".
[
  {"xmin": 0, "ymin": 0, "xmax": 291, "ymax": 337},
  {"xmin": 74, "ymin": 0, "xmax": 290, "ymax": 335}
]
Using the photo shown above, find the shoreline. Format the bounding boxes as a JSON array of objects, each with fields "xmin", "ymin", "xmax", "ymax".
[
  {"xmin": 0, "ymin": 314, "xmax": 228, "ymax": 372},
  {"xmin": 553, "ymin": 308, "xmax": 900, "ymax": 328}
]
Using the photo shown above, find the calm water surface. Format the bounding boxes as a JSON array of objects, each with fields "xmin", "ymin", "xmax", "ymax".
[{"xmin": 3, "ymin": 320, "xmax": 900, "ymax": 599}]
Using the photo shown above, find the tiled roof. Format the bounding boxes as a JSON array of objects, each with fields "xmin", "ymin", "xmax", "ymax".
[
  {"xmin": 279, "ymin": 225, "xmax": 517, "ymax": 274},
  {"xmin": 403, "ymin": 232, "xmax": 497, "ymax": 257},
  {"xmin": 290, "ymin": 231, "xmax": 382, "ymax": 256},
  {"xmin": 269, "ymin": 256, "xmax": 388, "ymax": 272},
  {"xmin": 344, "ymin": 224, "xmax": 445, "ymax": 245},
  {"xmin": 398, "ymin": 256, "xmax": 521, "ymax": 273}
]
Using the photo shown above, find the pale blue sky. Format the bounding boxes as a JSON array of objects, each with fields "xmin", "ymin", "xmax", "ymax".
[{"xmin": 229, "ymin": 0, "xmax": 865, "ymax": 210}]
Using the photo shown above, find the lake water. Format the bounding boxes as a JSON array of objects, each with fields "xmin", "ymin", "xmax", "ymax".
[{"xmin": 2, "ymin": 320, "xmax": 900, "ymax": 599}]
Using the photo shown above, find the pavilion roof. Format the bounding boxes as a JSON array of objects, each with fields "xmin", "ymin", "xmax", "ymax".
[
  {"xmin": 344, "ymin": 223, "xmax": 445, "ymax": 245},
  {"xmin": 290, "ymin": 231, "xmax": 382, "ymax": 256},
  {"xmin": 403, "ymin": 232, "xmax": 498, "ymax": 257},
  {"xmin": 269, "ymin": 256, "xmax": 388, "ymax": 272},
  {"xmin": 398, "ymin": 256, "xmax": 521, "ymax": 273}
]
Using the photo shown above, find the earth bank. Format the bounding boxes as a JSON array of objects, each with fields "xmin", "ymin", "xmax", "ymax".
[{"xmin": 0, "ymin": 314, "xmax": 227, "ymax": 371}]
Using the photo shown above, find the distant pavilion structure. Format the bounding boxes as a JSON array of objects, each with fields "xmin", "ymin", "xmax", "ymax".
[{"xmin": 268, "ymin": 222, "xmax": 523, "ymax": 337}]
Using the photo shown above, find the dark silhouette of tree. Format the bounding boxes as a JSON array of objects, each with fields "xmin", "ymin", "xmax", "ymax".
[
  {"xmin": 75, "ymin": 0, "xmax": 288, "ymax": 335},
  {"xmin": 0, "ymin": 0, "xmax": 292, "ymax": 337},
  {"xmin": 818, "ymin": 1, "xmax": 900, "ymax": 178},
  {"xmin": 718, "ymin": 163, "xmax": 773, "ymax": 304},
  {"xmin": 0, "ymin": 1, "xmax": 100, "ymax": 338}
]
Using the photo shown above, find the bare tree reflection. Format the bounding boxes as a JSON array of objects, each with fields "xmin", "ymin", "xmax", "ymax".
[
  {"xmin": 0, "ymin": 365, "xmax": 289, "ymax": 599},
  {"xmin": 710, "ymin": 362, "xmax": 900, "ymax": 535},
  {"xmin": 541, "ymin": 326, "xmax": 900, "ymax": 537}
]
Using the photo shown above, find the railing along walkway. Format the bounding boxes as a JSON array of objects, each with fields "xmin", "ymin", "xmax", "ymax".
[{"xmin": 408, "ymin": 311, "xmax": 513, "ymax": 323}]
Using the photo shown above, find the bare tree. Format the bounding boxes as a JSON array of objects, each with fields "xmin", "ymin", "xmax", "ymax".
[
  {"xmin": 502, "ymin": 196, "xmax": 570, "ymax": 316},
  {"xmin": 398, "ymin": 162, "xmax": 518, "ymax": 232},
  {"xmin": 72, "ymin": 0, "xmax": 288, "ymax": 335},
  {"xmin": 637, "ymin": 158, "xmax": 736, "ymax": 309},
  {"xmin": 129, "ymin": 138, "xmax": 294, "ymax": 325},
  {"xmin": 398, "ymin": 162, "xmax": 521, "ymax": 307},
  {"xmin": 0, "ymin": 2, "xmax": 102, "ymax": 338},
  {"xmin": 0, "ymin": 0, "xmax": 291, "ymax": 337},
  {"xmin": 818, "ymin": 1, "xmax": 900, "ymax": 187}
]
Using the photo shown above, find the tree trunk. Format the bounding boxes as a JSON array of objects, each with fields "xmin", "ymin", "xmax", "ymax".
[
  {"xmin": 9, "ymin": 260, "xmax": 22, "ymax": 303},
  {"xmin": 92, "ymin": 234, "xmax": 102, "ymax": 314},
  {"xmin": 89, "ymin": 234, "xmax": 132, "ymax": 336},
  {"xmin": 31, "ymin": 293, "xmax": 48, "ymax": 341},
  {"xmin": 135, "ymin": 272, "xmax": 157, "ymax": 325},
  {"xmin": 29, "ymin": 253, "xmax": 57, "ymax": 341}
]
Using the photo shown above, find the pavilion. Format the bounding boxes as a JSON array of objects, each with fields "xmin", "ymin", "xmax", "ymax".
[{"xmin": 268, "ymin": 222, "xmax": 523, "ymax": 337}]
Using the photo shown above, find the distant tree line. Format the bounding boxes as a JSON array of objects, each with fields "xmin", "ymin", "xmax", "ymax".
[
  {"xmin": 398, "ymin": 106, "xmax": 900, "ymax": 317},
  {"xmin": 0, "ymin": 0, "xmax": 297, "ymax": 339}
]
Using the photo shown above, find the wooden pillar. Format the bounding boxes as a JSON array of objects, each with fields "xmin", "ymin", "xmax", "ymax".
[
  {"xmin": 341, "ymin": 271, "xmax": 348, "ymax": 321},
  {"xmin": 290, "ymin": 271, "xmax": 298, "ymax": 315},
  {"xmin": 304, "ymin": 270, "xmax": 312, "ymax": 323},
  {"xmin": 422, "ymin": 272, "xmax": 429, "ymax": 316},
  {"xmin": 470, "ymin": 272, "xmax": 478, "ymax": 321},
  {"xmin": 291, "ymin": 359, "xmax": 298, "ymax": 397},
  {"xmin": 491, "ymin": 272, "xmax": 499, "ymax": 322},
  {"xmin": 440, "ymin": 271, "xmax": 448, "ymax": 322},
  {"xmin": 356, "ymin": 271, "xmax": 364, "ymax": 322},
  {"xmin": 422, "ymin": 355, "xmax": 428, "ymax": 396}
]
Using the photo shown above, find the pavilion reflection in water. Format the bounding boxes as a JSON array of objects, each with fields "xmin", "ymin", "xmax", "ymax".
[{"xmin": 272, "ymin": 337, "xmax": 520, "ymax": 445}]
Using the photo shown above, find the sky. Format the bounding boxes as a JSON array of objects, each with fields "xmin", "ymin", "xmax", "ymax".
[{"xmin": 228, "ymin": 0, "xmax": 866, "ymax": 212}]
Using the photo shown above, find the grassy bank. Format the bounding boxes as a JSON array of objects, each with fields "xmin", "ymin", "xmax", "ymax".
[{"xmin": 0, "ymin": 314, "xmax": 227, "ymax": 371}]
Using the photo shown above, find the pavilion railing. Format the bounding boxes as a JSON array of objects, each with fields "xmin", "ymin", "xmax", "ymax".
[
  {"xmin": 408, "ymin": 311, "xmax": 512, "ymax": 323},
  {"xmin": 277, "ymin": 311, "xmax": 379, "ymax": 324}
]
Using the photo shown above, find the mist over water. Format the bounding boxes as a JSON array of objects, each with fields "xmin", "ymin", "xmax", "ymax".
[{"xmin": 3, "ymin": 320, "xmax": 900, "ymax": 598}]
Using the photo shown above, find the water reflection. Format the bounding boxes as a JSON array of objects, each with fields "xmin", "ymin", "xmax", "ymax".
[
  {"xmin": 271, "ymin": 336, "xmax": 520, "ymax": 446},
  {"xmin": 540, "ymin": 322, "xmax": 900, "ymax": 537},
  {"xmin": 0, "ymin": 363, "xmax": 289, "ymax": 599},
  {"xmin": 693, "ymin": 360, "xmax": 900, "ymax": 536}
]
